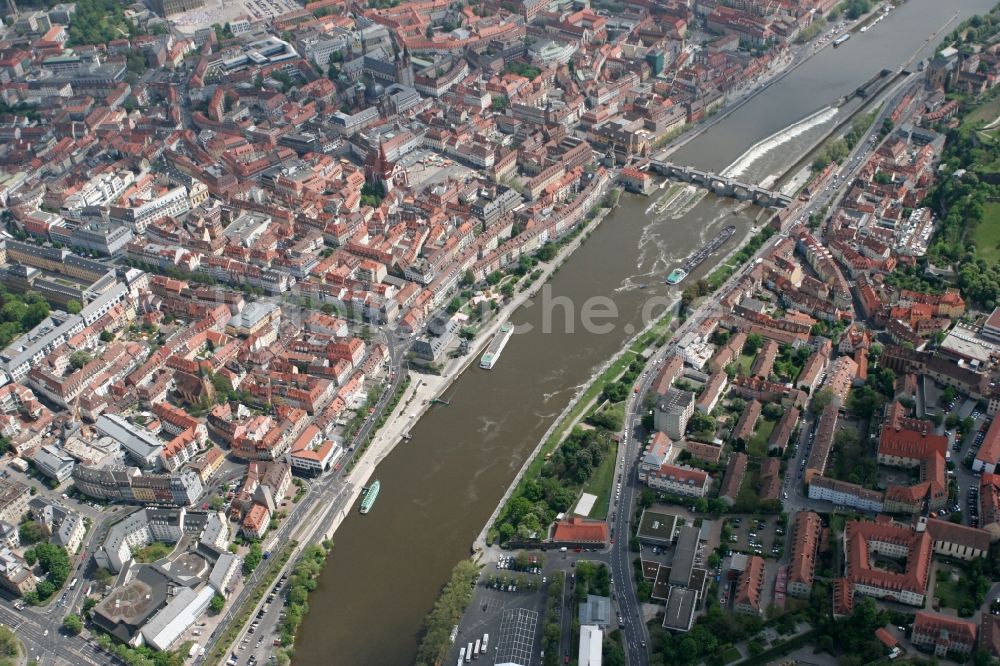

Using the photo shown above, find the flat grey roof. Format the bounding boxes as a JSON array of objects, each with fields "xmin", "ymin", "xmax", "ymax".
[
  {"xmin": 637, "ymin": 509, "xmax": 677, "ymax": 544},
  {"xmin": 96, "ymin": 414, "xmax": 162, "ymax": 463},
  {"xmin": 663, "ymin": 587, "xmax": 697, "ymax": 631},
  {"xmin": 669, "ymin": 525, "xmax": 699, "ymax": 587}
]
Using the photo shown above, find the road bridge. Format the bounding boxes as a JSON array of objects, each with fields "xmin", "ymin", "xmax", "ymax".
[{"xmin": 647, "ymin": 160, "xmax": 793, "ymax": 208}]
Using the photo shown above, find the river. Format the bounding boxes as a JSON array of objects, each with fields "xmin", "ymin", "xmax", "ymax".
[{"xmin": 293, "ymin": 1, "xmax": 994, "ymax": 663}]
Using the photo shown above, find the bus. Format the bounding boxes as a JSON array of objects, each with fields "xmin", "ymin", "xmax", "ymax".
[
  {"xmin": 457, "ymin": 647, "xmax": 465, "ymax": 665},
  {"xmin": 466, "ymin": 643, "xmax": 472, "ymax": 662},
  {"xmin": 482, "ymin": 634, "xmax": 489, "ymax": 652},
  {"xmin": 69, "ymin": 578, "xmax": 77, "ymax": 590},
  {"xmin": 473, "ymin": 639, "xmax": 481, "ymax": 659}
]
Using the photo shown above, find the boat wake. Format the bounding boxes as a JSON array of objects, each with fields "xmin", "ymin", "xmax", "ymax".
[
  {"xmin": 722, "ymin": 105, "xmax": 839, "ymax": 179},
  {"xmin": 631, "ymin": 221, "xmax": 682, "ymax": 287}
]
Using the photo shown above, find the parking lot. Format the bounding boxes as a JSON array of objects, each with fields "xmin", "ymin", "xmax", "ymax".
[
  {"xmin": 226, "ymin": 571, "xmax": 289, "ymax": 666},
  {"xmin": 453, "ymin": 549, "xmax": 617, "ymax": 665},
  {"xmin": 495, "ymin": 608, "xmax": 539, "ymax": 665},
  {"xmin": 724, "ymin": 514, "xmax": 785, "ymax": 559},
  {"xmin": 451, "ymin": 565, "xmax": 547, "ymax": 666},
  {"xmin": 969, "ymin": 481, "xmax": 980, "ymax": 528}
]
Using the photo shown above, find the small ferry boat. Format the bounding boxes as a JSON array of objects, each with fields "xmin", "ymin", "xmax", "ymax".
[{"xmin": 360, "ymin": 480, "xmax": 380, "ymax": 514}]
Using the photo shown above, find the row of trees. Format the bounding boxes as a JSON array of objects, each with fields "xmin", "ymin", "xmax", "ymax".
[
  {"xmin": 206, "ymin": 370, "xmax": 255, "ymax": 408},
  {"xmin": 540, "ymin": 572, "xmax": 565, "ymax": 666},
  {"xmin": 574, "ymin": 561, "xmax": 611, "ymax": 599},
  {"xmin": 645, "ymin": 577, "xmax": 895, "ymax": 666},
  {"xmin": 414, "ymin": 559, "xmax": 480, "ymax": 666},
  {"xmin": 601, "ymin": 358, "xmax": 645, "ymax": 404},
  {"xmin": 62, "ymin": 613, "xmax": 83, "ymax": 635},
  {"xmin": 839, "ymin": 0, "xmax": 871, "ymax": 20},
  {"xmin": 18, "ymin": 519, "xmax": 47, "ymax": 546},
  {"xmin": 278, "ymin": 542, "xmax": 332, "ymax": 650},
  {"xmin": 493, "ymin": 357, "xmax": 648, "ymax": 545},
  {"xmin": 812, "ymin": 138, "xmax": 850, "ymax": 172},
  {"xmin": 360, "ymin": 181, "xmax": 386, "ymax": 208},
  {"xmin": 504, "ymin": 62, "xmax": 542, "ymax": 80},
  {"xmin": 939, "ymin": 10, "xmax": 1000, "ymax": 57},
  {"xmin": 647, "ymin": 603, "xmax": 764, "ymax": 665},
  {"xmin": 539, "ymin": 426, "xmax": 612, "ymax": 490}
]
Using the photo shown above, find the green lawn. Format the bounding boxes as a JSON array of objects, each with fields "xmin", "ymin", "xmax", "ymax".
[
  {"xmin": 630, "ymin": 315, "xmax": 673, "ymax": 353},
  {"xmin": 935, "ymin": 569, "xmax": 975, "ymax": 611},
  {"xmin": 962, "ymin": 94, "xmax": 1000, "ymax": 130},
  {"xmin": 736, "ymin": 352, "xmax": 756, "ymax": 376},
  {"xmin": 748, "ymin": 419, "xmax": 777, "ymax": 458},
  {"xmin": 132, "ymin": 541, "xmax": 173, "ymax": 563},
  {"xmin": 720, "ymin": 646, "xmax": 743, "ymax": 664},
  {"xmin": 975, "ymin": 202, "xmax": 1000, "ymax": 263},
  {"xmin": 708, "ymin": 263, "xmax": 737, "ymax": 290},
  {"xmin": 735, "ymin": 477, "xmax": 761, "ymax": 512},
  {"xmin": 583, "ymin": 441, "xmax": 619, "ymax": 520}
]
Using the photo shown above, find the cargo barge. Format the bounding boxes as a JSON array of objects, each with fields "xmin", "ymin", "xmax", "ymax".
[{"xmin": 665, "ymin": 225, "xmax": 737, "ymax": 286}]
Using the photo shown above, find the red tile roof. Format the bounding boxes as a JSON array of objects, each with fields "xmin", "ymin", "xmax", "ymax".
[
  {"xmin": 720, "ymin": 452, "xmax": 748, "ymax": 501},
  {"xmin": 878, "ymin": 425, "xmax": 947, "ymax": 463},
  {"xmin": 980, "ymin": 615, "xmax": 1000, "ymax": 659},
  {"xmin": 845, "ymin": 519, "xmax": 931, "ymax": 600},
  {"xmin": 978, "ymin": 416, "xmax": 1000, "ymax": 471},
  {"xmin": 684, "ymin": 441, "xmax": 722, "ymax": 463},
  {"xmin": 551, "ymin": 517, "xmax": 608, "ymax": 544},
  {"xmin": 788, "ymin": 511, "xmax": 821, "ymax": 592},
  {"xmin": 832, "ymin": 577, "xmax": 854, "ymax": 617},
  {"xmin": 874, "ymin": 627, "xmax": 898, "ymax": 649},
  {"xmin": 656, "ymin": 463, "xmax": 708, "ymax": 487},
  {"xmin": 981, "ymin": 474, "xmax": 1000, "ymax": 530},
  {"xmin": 913, "ymin": 611, "xmax": 977, "ymax": 651},
  {"xmin": 734, "ymin": 555, "xmax": 765, "ymax": 612},
  {"xmin": 925, "ymin": 517, "xmax": 992, "ymax": 553}
]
